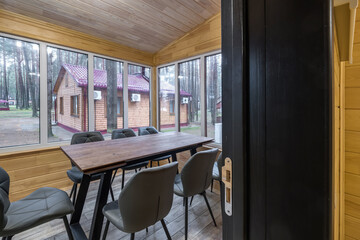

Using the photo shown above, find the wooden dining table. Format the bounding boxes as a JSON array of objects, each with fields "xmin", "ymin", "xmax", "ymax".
[{"xmin": 61, "ymin": 131, "xmax": 213, "ymax": 240}]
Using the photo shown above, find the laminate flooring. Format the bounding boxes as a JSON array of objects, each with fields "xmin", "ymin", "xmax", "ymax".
[{"xmin": 13, "ymin": 163, "xmax": 222, "ymax": 240}]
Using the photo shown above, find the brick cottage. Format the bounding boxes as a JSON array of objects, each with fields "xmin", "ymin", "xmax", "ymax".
[{"xmin": 53, "ymin": 64, "xmax": 190, "ymax": 132}]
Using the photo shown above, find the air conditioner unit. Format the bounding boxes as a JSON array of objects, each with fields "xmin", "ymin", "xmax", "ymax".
[
  {"xmin": 94, "ymin": 91, "xmax": 102, "ymax": 100},
  {"xmin": 182, "ymin": 97, "xmax": 189, "ymax": 104},
  {"xmin": 131, "ymin": 93, "xmax": 141, "ymax": 102}
]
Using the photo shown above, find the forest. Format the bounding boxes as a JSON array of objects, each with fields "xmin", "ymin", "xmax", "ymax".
[{"xmin": 0, "ymin": 37, "xmax": 40, "ymax": 117}]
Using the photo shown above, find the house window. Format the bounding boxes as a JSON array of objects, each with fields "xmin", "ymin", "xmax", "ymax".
[
  {"xmin": 104, "ymin": 96, "xmax": 123, "ymax": 117},
  {"xmin": 65, "ymin": 74, "xmax": 68, "ymax": 87},
  {"xmin": 71, "ymin": 95, "xmax": 79, "ymax": 117},
  {"xmin": 60, "ymin": 97, "xmax": 64, "ymax": 115},
  {"xmin": 170, "ymin": 99, "xmax": 175, "ymax": 115}
]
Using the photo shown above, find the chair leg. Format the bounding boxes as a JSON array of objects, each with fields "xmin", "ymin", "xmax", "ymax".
[
  {"xmin": 202, "ymin": 192, "xmax": 217, "ymax": 227},
  {"xmin": 161, "ymin": 219, "xmax": 172, "ymax": 240},
  {"xmin": 158, "ymin": 161, "xmax": 160, "ymax": 166},
  {"xmin": 102, "ymin": 220, "xmax": 110, "ymax": 240},
  {"xmin": 109, "ymin": 186, "xmax": 115, "ymax": 201},
  {"xmin": 211, "ymin": 179, "xmax": 214, "ymax": 192},
  {"xmin": 72, "ymin": 183, "xmax": 78, "ymax": 204},
  {"xmin": 130, "ymin": 233, "xmax": 135, "ymax": 240},
  {"xmin": 63, "ymin": 216, "xmax": 74, "ymax": 240},
  {"xmin": 122, "ymin": 170, "xmax": 125, "ymax": 189},
  {"xmin": 69, "ymin": 183, "xmax": 75, "ymax": 198},
  {"xmin": 167, "ymin": 158, "xmax": 171, "ymax": 163},
  {"xmin": 190, "ymin": 196, "xmax": 194, "ymax": 206},
  {"xmin": 150, "ymin": 161, "xmax": 153, "ymax": 167},
  {"xmin": 184, "ymin": 197, "xmax": 188, "ymax": 240}
]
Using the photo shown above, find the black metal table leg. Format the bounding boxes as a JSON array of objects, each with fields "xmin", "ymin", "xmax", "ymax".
[
  {"xmin": 171, "ymin": 153, "xmax": 177, "ymax": 162},
  {"xmin": 89, "ymin": 169, "xmax": 113, "ymax": 240},
  {"xmin": 70, "ymin": 174, "xmax": 91, "ymax": 224}
]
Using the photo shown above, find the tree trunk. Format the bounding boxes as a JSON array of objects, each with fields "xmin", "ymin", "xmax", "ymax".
[
  {"xmin": 211, "ymin": 57, "xmax": 218, "ymax": 125},
  {"xmin": 106, "ymin": 59, "xmax": 118, "ymax": 131},
  {"xmin": 22, "ymin": 44, "xmax": 38, "ymax": 116},
  {"xmin": 2, "ymin": 38, "xmax": 8, "ymax": 101},
  {"xmin": 16, "ymin": 48, "xmax": 25, "ymax": 109}
]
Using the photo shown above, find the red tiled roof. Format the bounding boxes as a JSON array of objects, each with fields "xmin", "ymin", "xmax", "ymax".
[{"xmin": 62, "ymin": 64, "xmax": 190, "ymax": 96}]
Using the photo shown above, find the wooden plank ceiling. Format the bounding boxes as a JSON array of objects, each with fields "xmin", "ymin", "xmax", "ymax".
[{"xmin": 0, "ymin": 0, "xmax": 221, "ymax": 53}]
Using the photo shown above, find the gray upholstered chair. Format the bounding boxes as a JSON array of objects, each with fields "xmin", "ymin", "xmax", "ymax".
[
  {"xmin": 0, "ymin": 167, "xmax": 74, "ymax": 240},
  {"xmin": 102, "ymin": 162, "xmax": 178, "ymax": 240},
  {"xmin": 173, "ymin": 148, "xmax": 218, "ymax": 240},
  {"xmin": 66, "ymin": 131, "xmax": 116, "ymax": 203},
  {"xmin": 138, "ymin": 127, "xmax": 172, "ymax": 167},
  {"xmin": 211, "ymin": 152, "xmax": 222, "ymax": 192},
  {"xmin": 111, "ymin": 129, "xmax": 150, "ymax": 191}
]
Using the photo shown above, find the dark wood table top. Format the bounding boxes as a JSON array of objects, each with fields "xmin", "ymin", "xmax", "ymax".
[{"xmin": 61, "ymin": 131, "xmax": 213, "ymax": 174}]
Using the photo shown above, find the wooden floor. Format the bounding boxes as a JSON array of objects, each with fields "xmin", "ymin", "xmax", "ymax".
[{"xmin": 13, "ymin": 152, "xmax": 222, "ymax": 240}]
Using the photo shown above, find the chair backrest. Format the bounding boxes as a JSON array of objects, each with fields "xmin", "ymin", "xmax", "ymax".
[
  {"xmin": 181, "ymin": 148, "xmax": 218, "ymax": 196},
  {"xmin": 138, "ymin": 126, "xmax": 159, "ymax": 136},
  {"xmin": 111, "ymin": 129, "xmax": 136, "ymax": 139},
  {"xmin": 0, "ymin": 168, "xmax": 10, "ymax": 230},
  {"xmin": 70, "ymin": 131, "xmax": 104, "ymax": 145},
  {"xmin": 118, "ymin": 162, "xmax": 178, "ymax": 233}
]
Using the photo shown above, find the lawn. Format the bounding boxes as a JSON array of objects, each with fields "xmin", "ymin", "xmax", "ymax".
[{"xmin": 0, "ymin": 106, "xmax": 35, "ymax": 118}]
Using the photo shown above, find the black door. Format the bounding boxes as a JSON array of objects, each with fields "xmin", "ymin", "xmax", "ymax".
[{"xmin": 221, "ymin": 0, "xmax": 332, "ymax": 239}]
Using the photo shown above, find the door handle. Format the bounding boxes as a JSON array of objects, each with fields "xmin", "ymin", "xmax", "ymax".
[{"xmin": 222, "ymin": 157, "xmax": 232, "ymax": 216}]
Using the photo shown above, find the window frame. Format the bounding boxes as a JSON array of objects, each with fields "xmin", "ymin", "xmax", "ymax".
[
  {"xmin": 104, "ymin": 96, "xmax": 124, "ymax": 118},
  {"xmin": 70, "ymin": 95, "xmax": 80, "ymax": 117},
  {"xmin": 60, "ymin": 97, "xmax": 64, "ymax": 115},
  {"xmin": 156, "ymin": 50, "xmax": 221, "ymax": 143},
  {"xmin": 0, "ymin": 32, "xmax": 152, "ymax": 154}
]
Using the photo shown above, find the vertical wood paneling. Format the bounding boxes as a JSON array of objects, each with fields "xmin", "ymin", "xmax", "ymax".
[
  {"xmin": 153, "ymin": 13, "xmax": 221, "ymax": 65},
  {"xmin": 345, "ymin": 16, "xmax": 360, "ymax": 240}
]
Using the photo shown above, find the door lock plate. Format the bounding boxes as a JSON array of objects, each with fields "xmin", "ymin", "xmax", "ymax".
[{"xmin": 222, "ymin": 157, "xmax": 232, "ymax": 216}]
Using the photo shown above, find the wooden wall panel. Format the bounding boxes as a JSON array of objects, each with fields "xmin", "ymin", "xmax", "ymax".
[
  {"xmin": 345, "ymin": 88, "xmax": 360, "ymax": 109},
  {"xmin": 346, "ymin": 110, "xmax": 360, "ymax": 131},
  {"xmin": 0, "ymin": 9, "xmax": 153, "ymax": 66},
  {"xmin": 0, "ymin": 148, "xmax": 72, "ymax": 201},
  {"xmin": 346, "ymin": 152, "xmax": 360, "ymax": 175},
  {"xmin": 153, "ymin": 12, "xmax": 221, "ymax": 65},
  {"xmin": 345, "ymin": 16, "xmax": 360, "ymax": 240}
]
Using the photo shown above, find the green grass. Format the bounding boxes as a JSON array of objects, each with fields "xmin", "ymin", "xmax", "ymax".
[{"xmin": 0, "ymin": 105, "xmax": 35, "ymax": 118}]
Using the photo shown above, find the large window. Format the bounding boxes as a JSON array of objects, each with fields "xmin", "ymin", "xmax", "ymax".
[
  {"xmin": 47, "ymin": 47, "xmax": 88, "ymax": 143},
  {"xmin": 157, "ymin": 52, "xmax": 222, "ymax": 145},
  {"xmin": 0, "ymin": 33, "xmax": 153, "ymax": 152},
  {"xmin": 206, "ymin": 54, "xmax": 222, "ymax": 143},
  {"xmin": 179, "ymin": 59, "xmax": 201, "ymax": 136},
  {"xmin": 94, "ymin": 57, "xmax": 123, "ymax": 139},
  {"xmin": 128, "ymin": 64, "xmax": 150, "ymax": 132},
  {"xmin": 0, "ymin": 36, "xmax": 40, "ymax": 148},
  {"xmin": 158, "ymin": 65, "xmax": 176, "ymax": 132}
]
